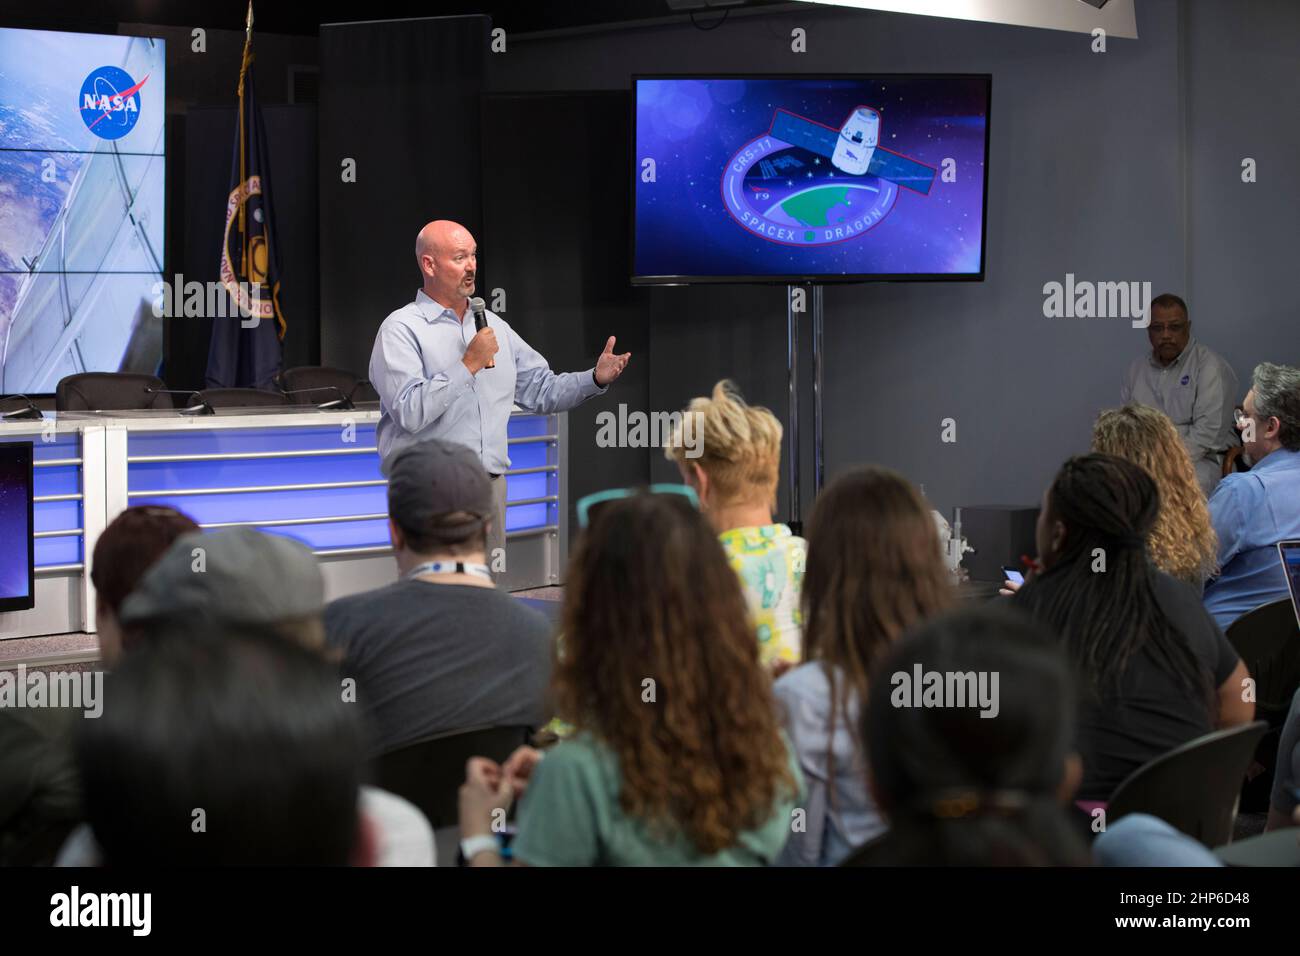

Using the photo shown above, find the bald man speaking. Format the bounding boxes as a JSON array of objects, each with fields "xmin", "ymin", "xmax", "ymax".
[{"xmin": 370, "ymin": 220, "xmax": 630, "ymax": 561}]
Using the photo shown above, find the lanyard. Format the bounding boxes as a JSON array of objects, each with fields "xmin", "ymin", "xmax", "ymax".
[{"xmin": 404, "ymin": 561, "xmax": 493, "ymax": 583}]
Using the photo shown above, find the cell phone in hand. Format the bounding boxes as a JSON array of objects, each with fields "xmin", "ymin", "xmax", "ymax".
[{"xmin": 1002, "ymin": 567, "xmax": 1025, "ymax": 585}]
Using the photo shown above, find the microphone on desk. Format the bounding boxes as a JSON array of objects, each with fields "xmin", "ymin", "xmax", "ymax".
[
  {"xmin": 469, "ymin": 297, "xmax": 494, "ymax": 369},
  {"xmin": 144, "ymin": 388, "xmax": 215, "ymax": 416},
  {"xmin": 0, "ymin": 394, "xmax": 44, "ymax": 421},
  {"xmin": 280, "ymin": 386, "xmax": 355, "ymax": 410}
]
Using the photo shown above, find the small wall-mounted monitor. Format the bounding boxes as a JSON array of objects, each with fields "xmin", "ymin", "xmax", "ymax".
[
  {"xmin": 0, "ymin": 441, "xmax": 35, "ymax": 612},
  {"xmin": 632, "ymin": 74, "xmax": 991, "ymax": 284}
]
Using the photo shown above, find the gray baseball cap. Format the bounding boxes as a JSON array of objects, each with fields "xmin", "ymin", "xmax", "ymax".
[
  {"xmin": 387, "ymin": 438, "xmax": 493, "ymax": 536},
  {"xmin": 118, "ymin": 527, "xmax": 325, "ymax": 627}
]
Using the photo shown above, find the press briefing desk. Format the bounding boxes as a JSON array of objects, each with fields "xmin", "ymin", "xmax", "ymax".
[{"xmin": 0, "ymin": 405, "xmax": 568, "ymax": 642}]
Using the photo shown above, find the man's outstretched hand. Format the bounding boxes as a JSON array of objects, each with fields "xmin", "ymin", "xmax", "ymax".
[{"xmin": 594, "ymin": 336, "xmax": 631, "ymax": 387}]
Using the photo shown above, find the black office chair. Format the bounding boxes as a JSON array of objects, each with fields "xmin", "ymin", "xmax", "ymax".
[
  {"xmin": 55, "ymin": 372, "xmax": 171, "ymax": 411},
  {"xmin": 1226, "ymin": 597, "xmax": 1300, "ymax": 716},
  {"xmin": 1107, "ymin": 721, "xmax": 1268, "ymax": 847},
  {"xmin": 370, "ymin": 725, "xmax": 533, "ymax": 830},
  {"xmin": 193, "ymin": 387, "xmax": 290, "ymax": 410},
  {"xmin": 1214, "ymin": 827, "xmax": 1300, "ymax": 866},
  {"xmin": 278, "ymin": 366, "xmax": 378, "ymax": 406}
]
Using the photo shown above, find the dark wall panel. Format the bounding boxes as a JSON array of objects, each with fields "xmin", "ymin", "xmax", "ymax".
[
  {"xmin": 318, "ymin": 15, "xmax": 488, "ymax": 372},
  {"xmin": 482, "ymin": 92, "xmax": 651, "ymax": 533},
  {"xmin": 175, "ymin": 104, "xmax": 319, "ymax": 391}
]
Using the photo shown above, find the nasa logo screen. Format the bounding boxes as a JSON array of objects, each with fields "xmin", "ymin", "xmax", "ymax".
[
  {"xmin": 79, "ymin": 64, "xmax": 149, "ymax": 140},
  {"xmin": 633, "ymin": 75, "xmax": 990, "ymax": 283},
  {"xmin": 0, "ymin": 28, "xmax": 165, "ymax": 396}
]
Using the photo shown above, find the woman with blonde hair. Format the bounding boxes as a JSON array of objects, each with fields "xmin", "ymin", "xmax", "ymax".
[
  {"xmin": 664, "ymin": 380, "xmax": 806, "ymax": 668},
  {"xmin": 1091, "ymin": 403, "xmax": 1219, "ymax": 587}
]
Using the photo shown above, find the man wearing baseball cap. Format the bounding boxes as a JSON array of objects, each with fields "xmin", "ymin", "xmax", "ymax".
[{"xmin": 324, "ymin": 437, "xmax": 553, "ymax": 757}]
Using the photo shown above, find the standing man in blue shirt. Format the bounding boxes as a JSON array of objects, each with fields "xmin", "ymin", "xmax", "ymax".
[
  {"xmin": 1203, "ymin": 362, "xmax": 1300, "ymax": 629},
  {"xmin": 1121, "ymin": 293, "xmax": 1238, "ymax": 497},
  {"xmin": 370, "ymin": 219, "xmax": 630, "ymax": 562}
]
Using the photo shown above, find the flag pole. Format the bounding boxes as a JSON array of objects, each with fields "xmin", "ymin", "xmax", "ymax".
[{"xmin": 237, "ymin": 2, "xmax": 253, "ymax": 272}]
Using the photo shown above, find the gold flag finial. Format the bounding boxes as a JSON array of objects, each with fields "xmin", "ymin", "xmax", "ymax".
[{"xmin": 246, "ymin": 1, "xmax": 254, "ymax": 37}]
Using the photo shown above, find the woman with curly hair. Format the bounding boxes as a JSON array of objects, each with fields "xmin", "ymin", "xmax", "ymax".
[
  {"xmin": 457, "ymin": 490, "xmax": 802, "ymax": 865},
  {"xmin": 1091, "ymin": 403, "xmax": 1219, "ymax": 588}
]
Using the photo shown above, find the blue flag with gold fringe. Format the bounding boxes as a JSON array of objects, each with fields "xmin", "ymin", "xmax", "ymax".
[{"xmin": 206, "ymin": 2, "xmax": 285, "ymax": 389}]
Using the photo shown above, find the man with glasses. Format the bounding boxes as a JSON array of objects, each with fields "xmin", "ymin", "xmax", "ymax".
[
  {"xmin": 1121, "ymin": 293, "xmax": 1238, "ymax": 496},
  {"xmin": 1204, "ymin": 363, "xmax": 1300, "ymax": 628}
]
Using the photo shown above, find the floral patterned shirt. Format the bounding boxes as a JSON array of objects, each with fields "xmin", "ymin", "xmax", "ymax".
[{"xmin": 718, "ymin": 524, "xmax": 807, "ymax": 666}]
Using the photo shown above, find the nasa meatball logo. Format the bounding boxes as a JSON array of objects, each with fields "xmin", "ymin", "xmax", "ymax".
[
  {"xmin": 721, "ymin": 105, "xmax": 936, "ymax": 247},
  {"xmin": 79, "ymin": 65, "xmax": 149, "ymax": 140}
]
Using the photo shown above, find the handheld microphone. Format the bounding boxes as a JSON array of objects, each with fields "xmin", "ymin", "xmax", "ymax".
[
  {"xmin": 280, "ymin": 386, "xmax": 354, "ymax": 410},
  {"xmin": 145, "ymin": 388, "xmax": 215, "ymax": 416},
  {"xmin": 469, "ymin": 297, "xmax": 493, "ymax": 369},
  {"xmin": 0, "ymin": 393, "xmax": 43, "ymax": 421}
]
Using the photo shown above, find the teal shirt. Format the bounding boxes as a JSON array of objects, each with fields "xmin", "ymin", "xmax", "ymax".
[{"xmin": 513, "ymin": 732, "xmax": 804, "ymax": 866}]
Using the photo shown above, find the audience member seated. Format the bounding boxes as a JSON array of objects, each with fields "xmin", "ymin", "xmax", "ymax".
[
  {"xmin": 666, "ymin": 379, "xmax": 806, "ymax": 669},
  {"xmin": 1203, "ymin": 362, "xmax": 1300, "ymax": 628},
  {"xmin": 774, "ymin": 466, "xmax": 952, "ymax": 866},
  {"xmin": 1120, "ymin": 292, "xmax": 1238, "ymax": 498},
  {"xmin": 457, "ymin": 489, "xmax": 803, "ymax": 866},
  {"xmin": 77, "ymin": 625, "xmax": 368, "ymax": 865},
  {"xmin": 1267, "ymin": 687, "xmax": 1300, "ymax": 832},
  {"xmin": 1092, "ymin": 404, "xmax": 1218, "ymax": 588},
  {"xmin": 324, "ymin": 439, "xmax": 553, "ymax": 757},
  {"xmin": 843, "ymin": 606, "xmax": 1089, "ymax": 866},
  {"xmin": 119, "ymin": 526, "xmax": 329, "ymax": 652},
  {"xmin": 0, "ymin": 505, "xmax": 197, "ymax": 866},
  {"xmin": 1014, "ymin": 454, "xmax": 1253, "ymax": 801},
  {"xmin": 64, "ymin": 526, "xmax": 435, "ymax": 866}
]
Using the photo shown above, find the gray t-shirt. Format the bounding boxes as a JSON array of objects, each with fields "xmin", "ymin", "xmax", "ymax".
[{"xmin": 324, "ymin": 580, "xmax": 553, "ymax": 756}]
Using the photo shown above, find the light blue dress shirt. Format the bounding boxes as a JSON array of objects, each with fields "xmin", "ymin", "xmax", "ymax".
[
  {"xmin": 369, "ymin": 290, "xmax": 607, "ymax": 473},
  {"xmin": 773, "ymin": 662, "xmax": 886, "ymax": 866},
  {"xmin": 1203, "ymin": 447, "xmax": 1300, "ymax": 628}
]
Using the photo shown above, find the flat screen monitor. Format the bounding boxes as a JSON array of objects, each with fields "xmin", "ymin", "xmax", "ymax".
[
  {"xmin": 0, "ymin": 441, "xmax": 35, "ymax": 612},
  {"xmin": 632, "ymin": 74, "xmax": 990, "ymax": 284},
  {"xmin": 1279, "ymin": 541, "xmax": 1300, "ymax": 630},
  {"xmin": 0, "ymin": 27, "xmax": 166, "ymax": 394}
]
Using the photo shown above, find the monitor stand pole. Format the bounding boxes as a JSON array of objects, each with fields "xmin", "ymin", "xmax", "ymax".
[{"xmin": 786, "ymin": 283, "xmax": 826, "ymax": 537}]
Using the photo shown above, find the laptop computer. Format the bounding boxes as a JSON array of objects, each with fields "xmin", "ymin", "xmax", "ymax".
[{"xmin": 1278, "ymin": 540, "xmax": 1300, "ymax": 629}]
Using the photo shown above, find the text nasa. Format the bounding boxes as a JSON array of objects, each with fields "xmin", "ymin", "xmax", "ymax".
[
  {"xmin": 82, "ymin": 93, "xmax": 139, "ymax": 113},
  {"xmin": 730, "ymin": 137, "xmax": 883, "ymax": 242}
]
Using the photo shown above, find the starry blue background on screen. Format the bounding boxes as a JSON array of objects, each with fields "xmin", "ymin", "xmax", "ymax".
[
  {"xmin": 0, "ymin": 451, "xmax": 31, "ymax": 600},
  {"xmin": 633, "ymin": 77, "xmax": 989, "ymax": 280}
]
